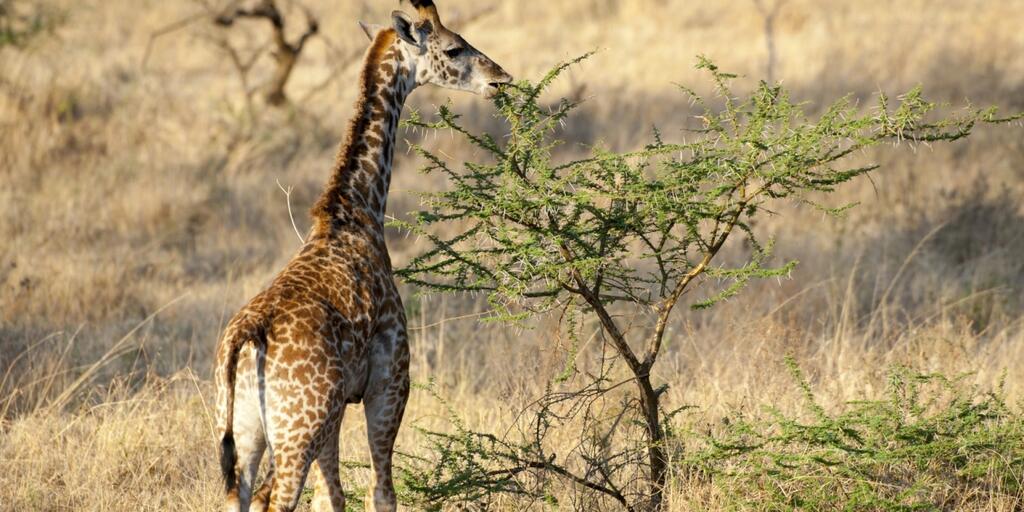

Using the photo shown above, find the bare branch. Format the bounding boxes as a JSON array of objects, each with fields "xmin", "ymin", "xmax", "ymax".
[
  {"xmin": 487, "ymin": 459, "xmax": 636, "ymax": 512},
  {"xmin": 276, "ymin": 179, "xmax": 306, "ymax": 245},
  {"xmin": 141, "ymin": 11, "xmax": 209, "ymax": 68}
]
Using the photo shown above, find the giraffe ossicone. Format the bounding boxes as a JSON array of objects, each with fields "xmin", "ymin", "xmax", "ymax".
[{"xmin": 214, "ymin": 1, "xmax": 511, "ymax": 511}]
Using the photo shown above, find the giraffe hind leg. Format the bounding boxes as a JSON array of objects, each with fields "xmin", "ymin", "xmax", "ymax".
[
  {"xmin": 263, "ymin": 366, "xmax": 343, "ymax": 510},
  {"xmin": 233, "ymin": 427, "xmax": 266, "ymax": 512},
  {"xmin": 250, "ymin": 465, "xmax": 273, "ymax": 512},
  {"xmin": 222, "ymin": 436, "xmax": 265, "ymax": 512},
  {"xmin": 227, "ymin": 355, "xmax": 268, "ymax": 512},
  {"xmin": 310, "ymin": 418, "xmax": 346, "ymax": 512},
  {"xmin": 265, "ymin": 444, "xmax": 315, "ymax": 512}
]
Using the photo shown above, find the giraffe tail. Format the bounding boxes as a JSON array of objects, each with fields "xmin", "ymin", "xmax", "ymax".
[{"xmin": 217, "ymin": 319, "xmax": 267, "ymax": 495}]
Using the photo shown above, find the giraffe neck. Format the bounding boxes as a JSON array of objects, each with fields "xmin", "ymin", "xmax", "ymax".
[{"xmin": 312, "ymin": 30, "xmax": 416, "ymax": 237}]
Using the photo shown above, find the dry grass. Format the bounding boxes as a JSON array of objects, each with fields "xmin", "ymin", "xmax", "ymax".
[{"xmin": 1, "ymin": 0, "xmax": 1023, "ymax": 509}]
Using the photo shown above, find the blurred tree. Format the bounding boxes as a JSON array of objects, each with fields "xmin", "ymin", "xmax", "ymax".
[
  {"xmin": 213, "ymin": 0, "xmax": 319, "ymax": 107},
  {"xmin": 0, "ymin": 0, "xmax": 63, "ymax": 47},
  {"xmin": 752, "ymin": 0, "xmax": 788, "ymax": 83}
]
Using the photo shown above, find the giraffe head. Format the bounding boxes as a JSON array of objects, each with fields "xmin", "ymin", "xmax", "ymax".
[{"xmin": 361, "ymin": 0, "xmax": 513, "ymax": 98}]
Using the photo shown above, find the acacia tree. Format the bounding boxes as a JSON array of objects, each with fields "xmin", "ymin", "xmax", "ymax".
[{"xmin": 393, "ymin": 56, "xmax": 1018, "ymax": 510}]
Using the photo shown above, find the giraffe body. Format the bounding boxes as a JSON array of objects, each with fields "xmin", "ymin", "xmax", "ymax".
[{"xmin": 214, "ymin": 2, "xmax": 511, "ymax": 511}]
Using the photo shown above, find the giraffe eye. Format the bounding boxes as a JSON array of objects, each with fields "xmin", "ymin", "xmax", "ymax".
[{"xmin": 444, "ymin": 47, "xmax": 465, "ymax": 58}]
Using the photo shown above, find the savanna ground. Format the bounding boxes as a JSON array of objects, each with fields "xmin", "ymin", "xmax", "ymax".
[{"xmin": 2, "ymin": 0, "xmax": 1024, "ymax": 510}]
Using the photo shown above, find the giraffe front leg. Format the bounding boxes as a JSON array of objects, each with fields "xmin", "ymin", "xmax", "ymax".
[
  {"xmin": 364, "ymin": 380, "xmax": 408, "ymax": 512},
  {"xmin": 363, "ymin": 328, "xmax": 410, "ymax": 512}
]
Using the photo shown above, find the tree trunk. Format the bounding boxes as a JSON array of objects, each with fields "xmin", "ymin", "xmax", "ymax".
[
  {"xmin": 637, "ymin": 373, "xmax": 667, "ymax": 510},
  {"xmin": 573, "ymin": 275, "xmax": 668, "ymax": 509},
  {"xmin": 265, "ymin": 47, "xmax": 297, "ymax": 106}
]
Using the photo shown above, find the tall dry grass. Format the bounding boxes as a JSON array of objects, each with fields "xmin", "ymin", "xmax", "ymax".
[{"xmin": 1, "ymin": 0, "xmax": 1023, "ymax": 509}]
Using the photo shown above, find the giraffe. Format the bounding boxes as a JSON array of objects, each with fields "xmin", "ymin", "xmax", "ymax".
[{"xmin": 214, "ymin": 1, "xmax": 512, "ymax": 511}]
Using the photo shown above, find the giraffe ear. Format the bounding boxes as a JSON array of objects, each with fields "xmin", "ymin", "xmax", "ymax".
[
  {"xmin": 358, "ymin": 21, "xmax": 385, "ymax": 41},
  {"xmin": 391, "ymin": 10, "xmax": 419, "ymax": 46}
]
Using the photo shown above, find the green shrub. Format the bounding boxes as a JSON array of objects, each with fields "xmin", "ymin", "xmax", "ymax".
[{"xmin": 685, "ymin": 360, "xmax": 1023, "ymax": 510}]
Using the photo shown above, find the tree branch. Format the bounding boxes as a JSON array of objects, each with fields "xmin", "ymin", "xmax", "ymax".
[
  {"xmin": 642, "ymin": 188, "xmax": 756, "ymax": 369},
  {"xmin": 487, "ymin": 459, "xmax": 636, "ymax": 512},
  {"xmin": 558, "ymin": 243, "xmax": 644, "ymax": 378}
]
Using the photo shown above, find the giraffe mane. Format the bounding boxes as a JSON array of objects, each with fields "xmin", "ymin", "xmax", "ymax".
[{"xmin": 311, "ymin": 28, "xmax": 397, "ymax": 234}]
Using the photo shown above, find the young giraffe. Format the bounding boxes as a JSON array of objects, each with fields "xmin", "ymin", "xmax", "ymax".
[{"xmin": 214, "ymin": 1, "xmax": 512, "ymax": 511}]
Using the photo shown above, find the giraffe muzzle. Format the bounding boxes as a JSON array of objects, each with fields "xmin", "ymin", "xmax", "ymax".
[{"xmin": 483, "ymin": 72, "xmax": 513, "ymax": 98}]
